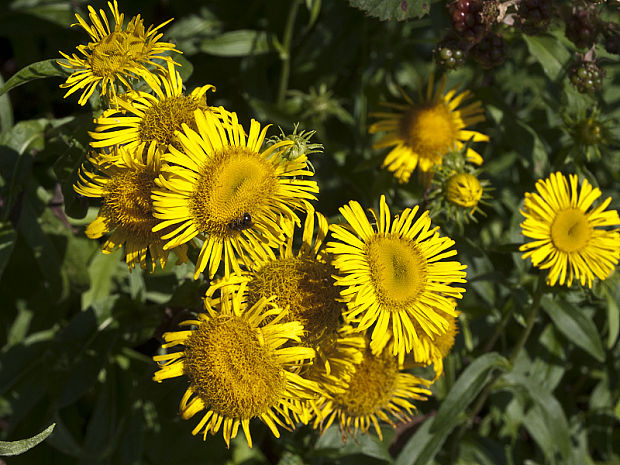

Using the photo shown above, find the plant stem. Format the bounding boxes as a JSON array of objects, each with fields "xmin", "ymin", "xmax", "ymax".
[
  {"xmin": 480, "ymin": 299, "xmax": 515, "ymax": 354},
  {"xmin": 277, "ymin": 0, "xmax": 301, "ymax": 106},
  {"xmin": 450, "ymin": 274, "xmax": 546, "ymax": 459}
]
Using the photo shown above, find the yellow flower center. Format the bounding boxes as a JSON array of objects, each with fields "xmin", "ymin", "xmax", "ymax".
[
  {"xmin": 367, "ymin": 236, "xmax": 428, "ymax": 309},
  {"xmin": 445, "ymin": 173, "xmax": 483, "ymax": 208},
  {"xmin": 190, "ymin": 147, "xmax": 278, "ymax": 238},
  {"xmin": 400, "ymin": 104, "xmax": 458, "ymax": 162},
  {"xmin": 551, "ymin": 208, "xmax": 592, "ymax": 253},
  {"xmin": 184, "ymin": 315, "xmax": 286, "ymax": 419},
  {"xmin": 333, "ymin": 350, "xmax": 397, "ymax": 417},
  {"xmin": 139, "ymin": 96, "xmax": 205, "ymax": 150},
  {"xmin": 247, "ymin": 257, "xmax": 342, "ymax": 346},
  {"xmin": 102, "ymin": 166, "xmax": 158, "ymax": 237}
]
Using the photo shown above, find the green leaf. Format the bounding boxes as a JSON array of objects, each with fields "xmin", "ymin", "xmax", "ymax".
[
  {"xmin": 395, "ymin": 353, "xmax": 510, "ymax": 465},
  {"xmin": 348, "ymin": 0, "xmax": 431, "ymax": 20},
  {"xmin": 81, "ymin": 249, "xmax": 124, "ymax": 313},
  {"xmin": 305, "ymin": 0, "xmax": 322, "ymax": 28},
  {"xmin": 503, "ymin": 372, "xmax": 573, "ymax": 462},
  {"xmin": 431, "ymin": 353, "xmax": 511, "ymax": 434},
  {"xmin": 0, "ymin": 59, "xmax": 67, "ymax": 97},
  {"xmin": 0, "ymin": 221, "xmax": 17, "ymax": 280},
  {"xmin": 17, "ymin": 4, "xmax": 75, "ymax": 27},
  {"xmin": 17, "ymin": 192, "xmax": 67, "ymax": 300},
  {"xmin": 314, "ymin": 424, "xmax": 392, "ymax": 461},
  {"xmin": 604, "ymin": 287, "xmax": 619, "ymax": 350},
  {"xmin": 199, "ymin": 30, "xmax": 274, "ymax": 57},
  {"xmin": 0, "ymin": 423, "xmax": 55, "ymax": 456},
  {"xmin": 523, "ymin": 35, "xmax": 570, "ymax": 81},
  {"xmin": 175, "ymin": 54, "xmax": 195, "ymax": 83},
  {"xmin": 0, "ymin": 73, "xmax": 14, "ymax": 132},
  {"xmin": 541, "ymin": 296, "xmax": 605, "ymax": 362}
]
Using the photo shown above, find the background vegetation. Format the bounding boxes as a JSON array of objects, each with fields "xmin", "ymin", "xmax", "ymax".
[{"xmin": 0, "ymin": 0, "xmax": 619, "ymax": 464}]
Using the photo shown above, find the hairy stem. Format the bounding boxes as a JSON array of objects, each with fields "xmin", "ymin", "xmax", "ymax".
[{"xmin": 277, "ymin": 0, "xmax": 301, "ymax": 106}]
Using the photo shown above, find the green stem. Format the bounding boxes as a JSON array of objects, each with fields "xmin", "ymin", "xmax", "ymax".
[
  {"xmin": 277, "ymin": 0, "xmax": 301, "ymax": 106},
  {"xmin": 450, "ymin": 274, "xmax": 546, "ymax": 459},
  {"xmin": 480, "ymin": 299, "xmax": 515, "ymax": 354}
]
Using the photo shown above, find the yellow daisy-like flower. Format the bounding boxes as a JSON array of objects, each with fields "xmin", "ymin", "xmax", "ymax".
[
  {"xmin": 369, "ymin": 75, "xmax": 488, "ymax": 185},
  {"xmin": 206, "ymin": 206, "xmax": 341, "ymax": 347},
  {"xmin": 315, "ymin": 344, "xmax": 431, "ymax": 441},
  {"xmin": 205, "ymin": 207, "xmax": 365, "ymax": 426},
  {"xmin": 327, "ymin": 195, "xmax": 467, "ymax": 358},
  {"xmin": 406, "ymin": 309, "xmax": 460, "ymax": 380},
  {"xmin": 520, "ymin": 172, "xmax": 620, "ymax": 288},
  {"xmin": 294, "ymin": 323, "xmax": 366, "ymax": 426},
  {"xmin": 152, "ymin": 109, "xmax": 318, "ymax": 280},
  {"xmin": 89, "ymin": 59, "xmax": 215, "ymax": 154},
  {"xmin": 74, "ymin": 144, "xmax": 186, "ymax": 271},
  {"xmin": 153, "ymin": 292, "xmax": 318, "ymax": 447},
  {"xmin": 58, "ymin": 0, "xmax": 178, "ymax": 106}
]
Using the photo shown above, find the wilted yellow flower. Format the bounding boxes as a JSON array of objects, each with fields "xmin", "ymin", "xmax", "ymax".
[
  {"xmin": 315, "ymin": 344, "xmax": 430, "ymax": 441},
  {"xmin": 74, "ymin": 144, "xmax": 186, "ymax": 270},
  {"xmin": 59, "ymin": 0, "xmax": 178, "ymax": 105}
]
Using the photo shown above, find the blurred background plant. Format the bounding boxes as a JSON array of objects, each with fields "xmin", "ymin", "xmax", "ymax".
[{"xmin": 0, "ymin": 0, "xmax": 619, "ymax": 464}]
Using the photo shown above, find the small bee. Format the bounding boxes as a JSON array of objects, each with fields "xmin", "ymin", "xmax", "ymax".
[{"xmin": 227, "ymin": 212, "xmax": 253, "ymax": 231}]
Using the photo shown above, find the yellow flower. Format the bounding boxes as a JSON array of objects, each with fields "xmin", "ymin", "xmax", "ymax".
[
  {"xmin": 327, "ymin": 195, "xmax": 467, "ymax": 358},
  {"xmin": 445, "ymin": 172, "xmax": 483, "ymax": 213},
  {"xmin": 89, "ymin": 59, "xmax": 215, "ymax": 154},
  {"xmin": 153, "ymin": 293, "xmax": 317, "ymax": 447},
  {"xmin": 206, "ymin": 206, "xmax": 341, "ymax": 347},
  {"xmin": 58, "ymin": 0, "xmax": 178, "ymax": 105},
  {"xmin": 205, "ymin": 207, "xmax": 366, "ymax": 425},
  {"xmin": 315, "ymin": 344, "xmax": 431, "ymax": 441},
  {"xmin": 406, "ymin": 309, "xmax": 460, "ymax": 380},
  {"xmin": 74, "ymin": 144, "xmax": 186, "ymax": 271},
  {"xmin": 151, "ymin": 109, "xmax": 318, "ymax": 280},
  {"xmin": 369, "ymin": 75, "xmax": 488, "ymax": 185},
  {"xmin": 520, "ymin": 172, "xmax": 620, "ymax": 287}
]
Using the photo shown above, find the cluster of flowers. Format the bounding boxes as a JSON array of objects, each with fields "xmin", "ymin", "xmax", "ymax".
[{"xmin": 59, "ymin": 0, "xmax": 620, "ymax": 449}]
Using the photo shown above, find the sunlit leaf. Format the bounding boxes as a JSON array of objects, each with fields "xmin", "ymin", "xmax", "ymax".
[
  {"xmin": 0, "ymin": 423, "xmax": 55, "ymax": 456},
  {"xmin": 199, "ymin": 30, "xmax": 274, "ymax": 56},
  {"xmin": 0, "ymin": 59, "xmax": 67, "ymax": 97},
  {"xmin": 541, "ymin": 296, "xmax": 605, "ymax": 362},
  {"xmin": 395, "ymin": 353, "xmax": 510, "ymax": 465},
  {"xmin": 523, "ymin": 35, "xmax": 570, "ymax": 81},
  {"xmin": 348, "ymin": 0, "xmax": 431, "ymax": 21}
]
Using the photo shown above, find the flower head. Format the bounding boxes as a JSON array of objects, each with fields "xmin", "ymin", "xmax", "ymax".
[
  {"xmin": 151, "ymin": 109, "xmax": 318, "ymax": 279},
  {"xmin": 405, "ymin": 309, "xmax": 459, "ymax": 380},
  {"xmin": 153, "ymin": 292, "xmax": 317, "ymax": 447},
  {"xmin": 90, "ymin": 59, "xmax": 215, "ymax": 155},
  {"xmin": 206, "ymin": 207, "xmax": 366, "ymax": 426},
  {"xmin": 74, "ymin": 144, "xmax": 186, "ymax": 270},
  {"xmin": 520, "ymin": 172, "xmax": 620, "ymax": 287},
  {"xmin": 206, "ymin": 206, "xmax": 341, "ymax": 347},
  {"xmin": 327, "ymin": 195, "xmax": 467, "ymax": 358},
  {"xmin": 58, "ymin": 0, "xmax": 178, "ymax": 105},
  {"xmin": 445, "ymin": 172, "xmax": 483, "ymax": 211},
  {"xmin": 315, "ymin": 344, "xmax": 430, "ymax": 441},
  {"xmin": 369, "ymin": 75, "xmax": 488, "ymax": 185}
]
